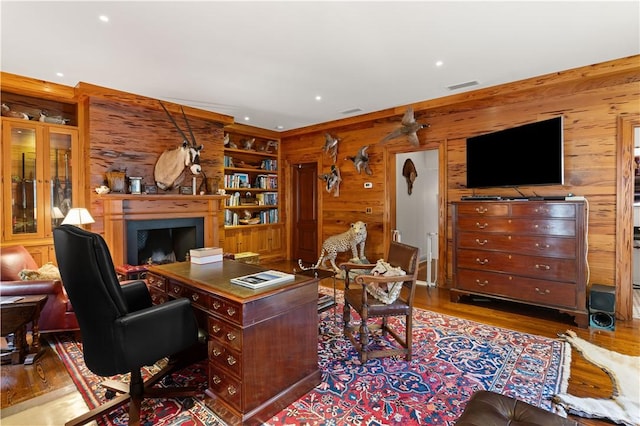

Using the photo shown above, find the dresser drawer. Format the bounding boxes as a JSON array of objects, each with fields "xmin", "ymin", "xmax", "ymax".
[
  {"xmin": 457, "ymin": 232, "xmax": 576, "ymax": 258},
  {"xmin": 208, "ymin": 340, "xmax": 242, "ymax": 378},
  {"xmin": 208, "ymin": 316, "xmax": 242, "ymax": 351},
  {"xmin": 457, "ymin": 249, "xmax": 577, "ymax": 282},
  {"xmin": 456, "ymin": 203, "xmax": 510, "ymax": 216},
  {"xmin": 208, "ymin": 363, "xmax": 242, "ymax": 411},
  {"xmin": 456, "ymin": 217, "xmax": 576, "ymax": 236},
  {"xmin": 510, "ymin": 202, "xmax": 576, "ymax": 218},
  {"xmin": 146, "ymin": 273, "xmax": 166, "ymax": 292},
  {"xmin": 456, "ymin": 269, "xmax": 577, "ymax": 309},
  {"xmin": 209, "ymin": 295, "xmax": 242, "ymax": 324}
]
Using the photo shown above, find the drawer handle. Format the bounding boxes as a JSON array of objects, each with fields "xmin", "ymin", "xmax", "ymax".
[
  {"xmin": 475, "ymin": 207, "xmax": 488, "ymax": 214},
  {"xmin": 227, "ymin": 385, "xmax": 237, "ymax": 396},
  {"xmin": 227, "ymin": 307, "xmax": 236, "ymax": 316},
  {"xmin": 535, "ymin": 243, "xmax": 550, "ymax": 249},
  {"xmin": 535, "ymin": 287, "xmax": 551, "ymax": 295},
  {"xmin": 475, "ymin": 279, "xmax": 488, "ymax": 287},
  {"xmin": 534, "ymin": 207, "xmax": 550, "ymax": 214},
  {"xmin": 191, "ymin": 293, "xmax": 199, "ymax": 301},
  {"xmin": 212, "ymin": 301, "xmax": 221, "ymax": 309},
  {"xmin": 173, "ymin": 287, "xmax": 180, "ymax": 294},
  {"xmin": 475, "ymin": 222, "xmax": 489, "ymax": 229},
  {"xmin": 475, "ymin": 239, "xmax": 488, "ymax": 246},
  {"xmin": 475, "ymin": 258, "xmax": 489, "ymax": 265},
  {"xmin": 226, "ymin": 332, "xmax": 236, "ymax": 341},
  {"xmin": 148, "ymin": 277, "xmax": 156, "ymax": 284},
  {"xmin": 211, "ymin": 324, "xmax": 221, "ymax": 333},
  {"xmin": 212, "ymin": 375, "xmax": 221, "ymax": 384},
  {"xmin": 227, "ymin": 355, "xmax": 237, "ymax": 365},
  {"xmin": 212, "ymin": 348, "xmax": 221, "ymax": 356},
  {"xmin": 535, "ymin": 264, "xmax": 551, "ymax": 270}
]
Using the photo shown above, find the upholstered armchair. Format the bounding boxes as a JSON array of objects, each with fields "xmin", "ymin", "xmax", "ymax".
[
  {"xmin": 53, "ymin": 225, "xmax": 200, "ymax": 426},
  {"xmin": 0, "ymin": 245, "xmax": 78, "ymax": 332},
  {"xmin": 340, "ymin": 241, "xmax": 419, "ymax": 363}
]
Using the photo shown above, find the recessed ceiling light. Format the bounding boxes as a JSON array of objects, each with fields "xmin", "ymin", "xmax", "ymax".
[
  {"xmin": 435, "ymin": 60, "xmax": 444, "ymax": 67},
  {"xmin": 56, "ymin": 72, "xmax": 64, "ymax": 77},
  {"xmin": 315, "ymin": 95, "xmax": 322, "ymax": 101},
  {"xmin": 275, "ymin": 125, "xmax": 284, "ymax": 130},
  {"xmin": 99, "ymin": 15, "xmax": 109, "ymax": 23},
  {"xmin": 244, "ymin": 116, "xmax": 250, "ymax": 121}
]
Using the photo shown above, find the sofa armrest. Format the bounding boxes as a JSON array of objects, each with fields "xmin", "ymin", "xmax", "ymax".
[{"xmin": 0, "ymin": 279, "xmax": 63, "ymax": 296}]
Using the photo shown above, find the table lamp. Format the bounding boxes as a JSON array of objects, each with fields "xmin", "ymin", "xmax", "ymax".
[{"xmin": 62, "ymin": 208, "xmax": 95, "ymax": 227}]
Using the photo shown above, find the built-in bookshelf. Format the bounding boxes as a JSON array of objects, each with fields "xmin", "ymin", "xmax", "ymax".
[{"xmin": 222, "ymin": 125, "xmax": 284, "ymax": 262}]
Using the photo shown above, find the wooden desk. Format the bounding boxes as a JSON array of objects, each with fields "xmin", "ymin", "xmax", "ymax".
[
  {"xmin": 1, "ymin": 294, "xmax": 47, "ymax": 365},
  {"xmin": 147, "ymin": 261, "xmax": 321, "ymax": 426}
]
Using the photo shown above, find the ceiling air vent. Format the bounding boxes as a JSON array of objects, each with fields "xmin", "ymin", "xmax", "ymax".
[
  {"xmin": 340, "ymin": 108, "xmax": 363, "ymax": 115},
  {"xmin": 447, "ymin": 81, "xmax": 479, "ymax": 91}
]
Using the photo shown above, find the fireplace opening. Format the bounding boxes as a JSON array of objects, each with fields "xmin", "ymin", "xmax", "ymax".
[{"xmin": 126, "ymin": 218, "xmax": 204, "ymax": 265}]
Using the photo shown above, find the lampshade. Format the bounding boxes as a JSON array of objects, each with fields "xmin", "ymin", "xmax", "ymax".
[
  {"xmin": 52, "ymin": 207, "xmax": 65, "ymax": 219},
  {"xmin": 62, "ymin": 208, "xmax": 95, "ymax": 226}
]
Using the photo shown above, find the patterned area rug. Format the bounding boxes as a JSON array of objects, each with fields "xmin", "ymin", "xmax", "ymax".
[{"xmin": 51, "ymin": 289, "xmax": 570, "ymax": 426}]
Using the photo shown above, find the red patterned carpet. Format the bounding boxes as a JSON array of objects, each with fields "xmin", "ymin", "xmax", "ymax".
[{"xmin": 51, "ymin": 289, "xmax": 570, "ymax": 425}]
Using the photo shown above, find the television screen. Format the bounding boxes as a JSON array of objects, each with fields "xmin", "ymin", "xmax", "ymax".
[{"xmin": 466, "ymin": 116, "xmax": 564, "ymax": 188}]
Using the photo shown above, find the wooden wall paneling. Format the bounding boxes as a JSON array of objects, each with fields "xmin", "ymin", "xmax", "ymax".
[{"xmin": 281, "ymin": 56, "xmax": 640, "ymax": 319}]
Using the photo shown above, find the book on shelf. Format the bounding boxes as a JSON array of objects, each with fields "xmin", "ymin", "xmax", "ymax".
[
  {"xmin": 191, "ymin": 254, "xmax": 223, "ymax": 264},
  {"xmin": 190, "ymin": 247, "xmax": 223, "ymax": 258},
  {"xmin": 230, "ymin": 270, "xmax": 295, "ymax": 289}
]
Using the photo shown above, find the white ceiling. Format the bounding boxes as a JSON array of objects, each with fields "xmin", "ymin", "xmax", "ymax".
[{"xmin": 1, "ymin": 1, "xmax": 639, "ymax": 131}]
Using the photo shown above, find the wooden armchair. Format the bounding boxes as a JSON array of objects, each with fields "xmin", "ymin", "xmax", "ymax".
[{"xmin": 339, "ymin": 241, "xmax": 419, "ymax": 363}]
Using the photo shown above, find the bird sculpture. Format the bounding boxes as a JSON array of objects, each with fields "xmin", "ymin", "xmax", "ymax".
[
  {"xmin": 1, "ymin": 103, "xmax": 29, "ymax": 120},
  {"xmin": 323, "ymin": 133, "xmax": 339, "ymax": 163},
  {"xmin": 242, "ymin": 137, "xmax": 255, "ymax": 150},
  {"xmin": 223, "ymin": 133, "xmax": 230, "ymax": 147},
  {"xmin": 320, "ymin": 164, "xmax": 342, "ymax": 197},
  {"xmin": 380, "ymin": 107, "xmax": 429, "ymax": 146},
  {"xmin": 402, "ymin": 158, "xmax": 418, "ymax": 195},
  {"xmin": 346, "ymin": 145, "xmax": 372, "ymax": 175}
]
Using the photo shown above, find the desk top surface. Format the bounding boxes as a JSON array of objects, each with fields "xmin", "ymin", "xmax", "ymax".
[{"xmin": 148, "ymin": 260, "xmax": 316, "ymax": 303}]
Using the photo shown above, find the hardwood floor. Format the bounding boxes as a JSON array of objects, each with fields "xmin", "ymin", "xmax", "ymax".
[{"xmin": 1, "ymin": 259, "xmax": 637, "ymax": 425}]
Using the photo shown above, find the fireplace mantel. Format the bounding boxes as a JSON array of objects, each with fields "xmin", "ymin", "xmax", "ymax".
[{"xmin": 100, "ymin": 194, "xmax": 227, "ymax": 266}]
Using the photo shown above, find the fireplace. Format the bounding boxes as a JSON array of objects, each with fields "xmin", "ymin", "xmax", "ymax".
[
  {"xmin": 100, "ymin": 194, "xmax": 225, "ymax": 267},
  {"xmin": 126, "ymin": 218, "xmax": 204, "ymax": 265}
]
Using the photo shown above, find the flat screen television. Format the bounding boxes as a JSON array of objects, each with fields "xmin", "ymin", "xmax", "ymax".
[{"xmin": 466, "ymin": 116, "xmax": 564, "ymax": 188}]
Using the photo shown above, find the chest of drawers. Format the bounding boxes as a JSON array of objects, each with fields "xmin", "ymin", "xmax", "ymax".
[{"xmin": 451, "ymin": 200, "xmax": 588, "ymax": 327}]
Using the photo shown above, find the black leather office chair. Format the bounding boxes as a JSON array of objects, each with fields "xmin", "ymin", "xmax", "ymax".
[{"xmin": 53, "ymin": 225, "xmax": 200, "ymax": 426}]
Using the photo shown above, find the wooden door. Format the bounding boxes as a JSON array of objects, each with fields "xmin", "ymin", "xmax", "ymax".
[{"xmin": 292, "ymin": 163, "xmax": 318, "ymax": 263}]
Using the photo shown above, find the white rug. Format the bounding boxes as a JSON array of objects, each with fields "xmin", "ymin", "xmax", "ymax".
[
  {"xmin": 553, "ymin": 330, "xmax": 640, "ymax": 426},
  {"xmin": 633, "ymin": 289, "xmax": 640, "ymax": 319}
]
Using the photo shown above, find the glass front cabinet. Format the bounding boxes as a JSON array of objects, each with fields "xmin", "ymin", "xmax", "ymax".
[{"xmin": 1, "ymin": 118, "xmax": 79, "ymax": 243}]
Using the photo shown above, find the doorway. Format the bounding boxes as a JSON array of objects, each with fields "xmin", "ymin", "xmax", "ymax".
[
  {"xmin": 292, "ymin": 162, "xmax": 318, "ymax": 263},
  {"xmin": 395, "ymin": 150, "xmax": 439, "ymax": 285}
]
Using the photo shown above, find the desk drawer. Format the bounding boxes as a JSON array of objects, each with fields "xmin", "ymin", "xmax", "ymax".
[
  {"xmin": 208, "ymin": 317, "xmax": 242, "ymax": 351},
  {"xmin": 168, "ymin": 282, "xmax": 209, "ymax": 309},
  {"xmin": 146, "ymin": 273, "xmax": 166, "ymax": 292},
  {"xmin": 208, "ymin": 340, "xmax": 242, "ymax": 378},
  {"xmin": 209, "ymin": 363, "xmax": 242, "ymax": 411},
  {"xmin": 148, "ymin": 287, "xmax": 167, "ymax": 305},
  {"xmin": 209, "ymin": 295, "xmax": 242, "ymax": 324}
]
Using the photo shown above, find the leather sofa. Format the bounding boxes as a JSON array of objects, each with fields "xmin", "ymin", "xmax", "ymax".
[
  {"xmin": 1, "ymin": 245, "xmax": 78, "ymax": 332},
  {"xmin": 455, "ymin": 390, "xmax": 578, "ymax": 425}
]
